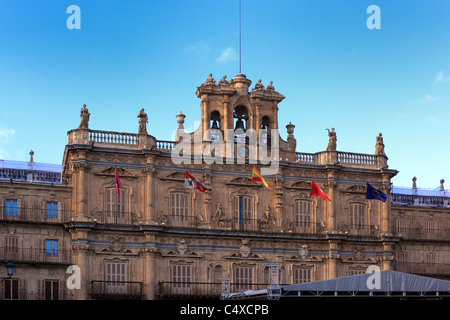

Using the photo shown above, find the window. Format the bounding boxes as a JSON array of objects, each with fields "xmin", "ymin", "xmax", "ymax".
[
  {"xmin": 45, "ymin": 280, "xmax": 59, "ymax": 300},
  {"xmin": 397, "ymin": 252, "xmax": 407, "ymax": 267},
  {"xmin": 5, "ymin": 237, "xmax": 18, "ymax": 260},
  {"xmin": 46, "ymin": 240, "xmax": 58, "ymax": 257},
  {"xmin": 46, "ymin": 202, "xmax": 58, "ymax": 219},
  {"xmin": 4, "ymin": 279, "xmax": 19, "ymax": 300},
  {"xmin": 105, "ymin": 187, "xmax": 126, "ymax": 224},
  {"xmin": 235, "ymin": 196, "xmax": 253, "ymax": 230},
  {"xmin": 294, "ymin": 200, "xmax": 311, "ymax": 229},
  {"xmin": 396, "ymin": 219, "xmax": 407, "ymax": 235},
  {"xmin": 426, "ymin": 221, "xmax": 435, "ymax": 236},
  {"xmin": 293, "ymin": 267, "xmax": 312, "ymax": 284},
  {"xmin": 105, "ymin": 262, "xmax": 126, "ymax": 294},
  {"xmin": 170, "ymin": 192, "xmax": 189, "ymax": 223},
  {"xmin": 349, "ymin": 203, "xmax": 365, "ymax": 230},
  {"xmin": 426, "ymin": 252, "xmax": 436, "ymax": 266},
  {"xmin": 5, "ymin": 200, "xmax": 18, "ymax": 216},
  {"xmin": 172, "ymin": 264, "xmax": 191, "ymax": 294},
  {"xmin": 349, "ymin": 269, "xmax": 366, "ymax": 276},
  {"xmin": 234, "ymin": 266, "xmax": 253, "ymax": 292}
]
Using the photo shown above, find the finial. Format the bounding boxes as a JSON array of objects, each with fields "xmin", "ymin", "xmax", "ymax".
[{"xmin": 29, "ymin": 150, "xmax": 34, "ymax": 163}]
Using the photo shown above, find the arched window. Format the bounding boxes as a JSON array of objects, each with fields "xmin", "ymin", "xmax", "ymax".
[
  {"xmin": 210, "ymin": 111, "xmax": 221, "ymax": 142},
  {"xmin": 260, "ymin": 116, "xmax": 271, "ymax": 145},
  {"xmin": 105, "ymin": 187, "xmax": 127, "ymax": 224},
  {"xmin": 233, "ymin": 106, "xmax": 248, "ymax": 143}
]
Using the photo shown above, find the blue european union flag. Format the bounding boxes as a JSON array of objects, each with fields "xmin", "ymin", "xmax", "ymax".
[{"xmin": 366, "ymin": 183, "xmax": 387, "ymax": 202}]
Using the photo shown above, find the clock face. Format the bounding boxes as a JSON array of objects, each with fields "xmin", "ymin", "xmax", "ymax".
[{"xmin": 238, "ymin": 146, "xmax": 249, "ymax": 159}]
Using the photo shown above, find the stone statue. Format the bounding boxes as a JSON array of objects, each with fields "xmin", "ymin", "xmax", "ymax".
[
  {"xmin": 255, "ymin": 79, "xmax": 265, "ymax": 90},
  {"xmin": 212, "ymin": 202, "xmax": 229, "ymax": 227},
  {"xmin": 218, "ymin": 75, "xmax": 229, "ymax": 85},
  {"xmin": 375, "ymin": 133, "xmax": 385, "ymax": 155},
  {"xmin": 326, "ymin": 128, "xmax": 336, "ymax": 151},
  {"xmin": 78, "ymin": 104, "xmax": 90, "ymax": 129},
  {"xmin": 205, "ymin": 73, "xmax": 216, "ymax": 85},
  {"xmin": 259, "ymin": 205, "xmax": 275, "ymax": 229},
  {"xmin": 266, "ymin": 81, "xmax": 275, "ymax": 91},
  {"xmin": 137, "ymin": 108, "xmax": 148, "ymax": 134}
]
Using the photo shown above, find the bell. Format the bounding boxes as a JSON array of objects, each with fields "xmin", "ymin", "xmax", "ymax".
[
  {"xmin": 234, "ymin": 118, "xmax": 246, "ymax": 132},
  {"xmin": 211, "ymin": 120, "xmax": 219, "ymax": 130}
]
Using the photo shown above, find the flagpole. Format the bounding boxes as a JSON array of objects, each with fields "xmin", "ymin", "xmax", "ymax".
[{"xmin": 239, "ymin": 0, "xmax": 241, "ymax": 74}]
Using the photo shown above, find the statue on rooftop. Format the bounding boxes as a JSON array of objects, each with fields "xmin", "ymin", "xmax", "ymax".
[
  {"xmin": 218, "ymin": 75, "xmax": 229, "ymax": 85},
  {"xmin": 326, "ymin": 128, "xmax": 336, "ymax": 151},
  {"xmin": 205, "ymin": 73, "xmax": 217, "ymax": 85},
  {"xmin": 375, "ymin": 133, "xmax": 385, "ymax": 155},
  {"xmin": 266, "ymin": 81, "xmax": 275, "ymax": 91},
  {"xmin": 78, "ymin": 104, "xmax": 90, "ymax": 129},
  {"xmin": 254, "ymin": 79, "xmax": 265, "ymax": 90},
  {"xmin": 137, "ymin": 108, "xmax": 148, "ymax": 134}
]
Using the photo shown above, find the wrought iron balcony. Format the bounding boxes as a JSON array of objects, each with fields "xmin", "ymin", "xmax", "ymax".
[
  {"xmin": 0, "ymin": 247, "xmax": 71, "ymax": 265},
  {"xmin": 0, "ymin": 206, "xmax": 72, "ymax": 223},
  {"xmin": 90, "ymin": 280, "xmax": 144, "ymax": 300}
]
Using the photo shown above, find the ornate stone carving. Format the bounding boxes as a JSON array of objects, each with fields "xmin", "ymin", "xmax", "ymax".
[
  {"xmin": 299, "ymin": 244, "xmax": 310, "ymax": 259},
  {"xmin": 375, "ymin": 133, "xmax": 385, "ymax": 155},
  {"xmin": 326, "ymin": 128, "xmax": 336, "ymax": 151},
  {"xmin": 218, "ymin": 75, "xmax": 229, "ymax": 85},
  {"xmin": 204, "ymin": 73, "xmax": 217, "ymax": 85},
  {"xmin": 78, "ymin": 104, "xmax": 90, "ymax": 129},
  {"xmin": 176, "ymin": 239, "xmax": 188, "ymax": 255},
  {"xmin": 137, "ymin": 108, "xmax": 148, "ymax": 134},
  {"xmin": 239, "ymin": 239, "xmax": 251, "ymax": 258},
  {"xmin": 211, "ymin": 202, "xmax": 230, "ymax": 227},
  {"xmin": 259, "ymin": 205, "xmax": 275, "ymax": 230}
]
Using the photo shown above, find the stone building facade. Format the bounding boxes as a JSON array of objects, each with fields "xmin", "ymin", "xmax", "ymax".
[{"xmin": 0, "ymin": 73, "xmax": 448, "ymax": 300}]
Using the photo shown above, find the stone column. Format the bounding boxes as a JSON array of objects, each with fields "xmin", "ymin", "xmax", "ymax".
[
  {"xmin": 145, "ymin": 158, "xmax": 156, "ymax": 223},
  {"xmin": 326, "ymin": 174, "xmax": 337, "ymax": 233},
  {"xmin": 144, "ymin": 246, "xmax": 158, "ymax": 300},
  {"xmin": 381, "ymin": 178, "xmax": 392, "ymax": 236}
]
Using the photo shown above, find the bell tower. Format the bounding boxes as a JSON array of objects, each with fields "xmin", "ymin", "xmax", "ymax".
[{"xmin": 195, "ymin": 73, "xmax": 287, "ymax": 159}]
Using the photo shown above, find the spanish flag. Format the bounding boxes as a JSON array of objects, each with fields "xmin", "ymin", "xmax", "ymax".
[
  {"xmin": 310, "ymin": 180, "xmax": 331, "ymax": 201},
  {"xmin": 252, "ymin": 165, "xmax": 270, "ymax": 190}
]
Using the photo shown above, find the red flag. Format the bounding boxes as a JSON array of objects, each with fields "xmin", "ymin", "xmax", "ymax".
[
  {"xmin": 114, "ymin": 166, "xmax": 121, "ymax": 197},
  {"xmin": 185, "ymin": 171, "xmax": 206, "ymax": 192},
  {"xmin": 310, "ymin": 180, "xmax": 331, "ymax": 201}
]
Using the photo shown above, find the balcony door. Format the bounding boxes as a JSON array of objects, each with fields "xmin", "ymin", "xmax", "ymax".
[
  {"xmin": 105, "ymin": 262, "xmax": 126, "ymax": 294},
  {"xmin": 105, "ymin": 188, "xmax": 126, "ymax": 224}
]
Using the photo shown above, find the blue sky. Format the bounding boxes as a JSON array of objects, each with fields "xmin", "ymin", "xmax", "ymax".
[{"xmin": 0, "ymin": 0, "xmax": 449, "ymax": 189}]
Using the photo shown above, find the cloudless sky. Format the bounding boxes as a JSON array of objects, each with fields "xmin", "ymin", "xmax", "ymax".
[{"xmin": 0, "ymin": 0, "xmax": 449, "ymax": 189}]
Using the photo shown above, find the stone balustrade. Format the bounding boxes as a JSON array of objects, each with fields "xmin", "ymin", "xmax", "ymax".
[{"xmin": 89, "ymin": 130, "xmax": 139, "ymax": 145}]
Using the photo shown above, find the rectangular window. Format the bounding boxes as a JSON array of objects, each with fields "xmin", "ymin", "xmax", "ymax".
[
  {"xmin": 426, "ymin": 221, "xmax": 435, "ymax": 235},
  {"xmin": 294, "ymin": 200, "xmax": 311, "ymax": 229},
  {"xmin": 5, "ymin": 237, "xmax": 19, "ymax": 260},
  {"xmin": 5, "ymin": 200, "xmax": 18, "ymax": 216},
  {"xmin": 105, "ymin": 261, "xmax": 126, "ymax": 294},
  {"xmin": 46, "ymin": 202, "xmax": 58, "ymax": 219},
  {"xmin": 349, "ymin": 203, "xmax": 365, "ymax": 230},
  {"xmin": 234, "ymin": 266, "xmax": 253, "ymax": 292},
  {"xmin": 106, "ymin": 188, "xmax": 126, "ymax": 224},
  {"xmin": 397, "ymin": 252, "xmax": 407, "ymax": 267},
  {"xmin": 4, "ymin": 279, "xmax": 19, "ymax": 300},
  {"xmin": 235, "ymin": 196, "xmax": 253, "ymax": 230},
  {"xmin": 293, "ymin": 267, "xmax": 312, "ymax": 284},
  {"xmin": 396, "ymin": 219, "xmax": 407, "ymax": 236},
  {"xmin": 46, "ymin": 240, "xmax": 58, "ymax": 257},
  {"xmin": 170, "ymin": 192, "xmax": 188, "ymax": 222},
  {"xmin": 171, "ymin": 264, "xmax": 191, "ymax": 294},
  {"xmin": 349, "ymin": 269, "xmax": 365, "ymax": 276},
  {"xmin": 45, "ymin": 280, "xmax": 59, "ymax": 300},
  {"xmin": 426, "ymin": 253, "xmax": 436, "ymax": 266}
]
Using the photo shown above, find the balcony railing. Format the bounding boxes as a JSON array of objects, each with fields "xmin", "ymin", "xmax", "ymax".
[
  {"xmin": 0, "ymin": 206, "xmax": 72, "ymax": 223},
  {"xmin": 89, "ymin": 130, "xmax": 139, "ymax": 145},
  {"xmin": 155, "ymin": 140, "xmax": 175, "ymax": 152},
  {"xmin": 393, "ymin": 262, "xmax": 450, "ymax": 276},
  {"xmin": 91, "ymin": 281, "xmax": 144, "ymax": 299},
  {"xmin": 0, "ymin": 168, "xmax": 61, "ymax": 184},
  {"xmin": 337, "ymin": 152, "xmax": 376, "ymax": 166},
  {"xmin": 295, "ymin": 152, "xmax": 316, "ymax": 164},
  {"xmin": 0, "ymin": 247, "xmax": 71, "ymax": 264}
]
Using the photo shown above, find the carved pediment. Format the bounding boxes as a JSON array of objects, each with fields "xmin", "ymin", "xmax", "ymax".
[
  {"xmin": 226, "ymin": 176, "xmax": 254, "ymax": 186},
  {"xmin": 343, "ymin": 184, "xmax": 366, "ymax": 193},
  {"xmin": 95, "ymin": 167, "xmax": 137, "ymax": 178},
  {"xmin": 287, "ymin": 180, "xmax": 311, "ymax": 190},
  {"xmin": 161, "ymin": 171, "xmax": 185, "ymax": 181}
]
